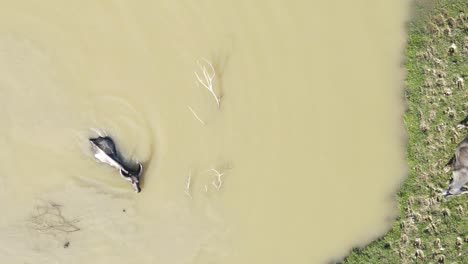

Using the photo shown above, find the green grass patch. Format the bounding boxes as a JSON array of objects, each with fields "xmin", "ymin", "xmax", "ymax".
[{"xmin": 343, "ymin": 0, "xmax": 467, "ymax": 263}]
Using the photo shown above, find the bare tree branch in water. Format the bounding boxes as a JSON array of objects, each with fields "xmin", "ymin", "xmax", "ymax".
[
  {"xmin": 29, "ymin": 201, "xmax": 80, "ymax": 234},
  {"xmin": 194, "ymin": 58, "xmax": 220, "ymax": 108}
]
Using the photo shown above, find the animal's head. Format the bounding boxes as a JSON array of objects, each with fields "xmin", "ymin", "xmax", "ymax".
[
  {"xmin": 120, "ymin": 163, "xmax": 143, "ymax": 193},
  {"xmin": 443, "ymin": 168, "xmax": 468, "ymax": 197},
  {"xmin": 129, "ymin": 176, "xmax": 141, "ymax": 193}
]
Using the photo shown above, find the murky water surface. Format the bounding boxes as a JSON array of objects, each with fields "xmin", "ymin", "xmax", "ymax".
[{"xmin": 0, "ymin": 1, "xmax": 407, "ymax": 263}]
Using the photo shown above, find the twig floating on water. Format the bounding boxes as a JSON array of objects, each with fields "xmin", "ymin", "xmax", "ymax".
[
  {"xmin": 184, "ymin": 171, "xmax": 192, "ymax": 199},
  {"xmin": 187, "ymin": 105, "xmax": 206, "ymax": 125},
  {"xmin": 194, "ymin": 58, "xmax": 220, "ymax": 108}
]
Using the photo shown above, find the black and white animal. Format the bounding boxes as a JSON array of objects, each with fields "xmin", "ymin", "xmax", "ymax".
[
  {"xmin": 90, "ymin": 136, "xmax": 143, "ymax": 193},
  {"xmin": 444, "ymin": 135, "xmax": 468, "ymax": 197}
]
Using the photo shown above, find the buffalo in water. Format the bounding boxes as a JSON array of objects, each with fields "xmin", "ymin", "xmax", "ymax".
[{"xmin": 90, "ymin": 136, "xmax": 143, "ymax": 193}]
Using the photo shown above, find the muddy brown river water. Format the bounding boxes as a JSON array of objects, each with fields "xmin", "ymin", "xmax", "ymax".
[{"xmin": 0, "ymin": 1, "xmax": 407, "ymax": 263}]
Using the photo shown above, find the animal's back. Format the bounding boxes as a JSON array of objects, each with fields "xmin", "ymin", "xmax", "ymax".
[
  {"xmin": 90, "ymin": 136, "xmax": 118, "ymax": 156},
  {"xmin": 454, "ymin": 136, "xmax": 468, "ymax": 169},
  {"xmin": 456, "ymin": 146, "xmax": 468, "ymax": 169},
  {"xmin": 445, "ymin": 135, "xmax": 468, "ymax": 197}
]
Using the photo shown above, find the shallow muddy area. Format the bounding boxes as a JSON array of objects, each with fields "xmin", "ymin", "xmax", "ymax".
[{"xmin": 0, "ymin": 1, "xmax": 407, "ymax": 263}]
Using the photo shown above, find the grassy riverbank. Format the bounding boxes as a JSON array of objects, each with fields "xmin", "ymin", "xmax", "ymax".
[{"xmin": 344, "ymin": 0, "xmax": 467, "ymax": 263}]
